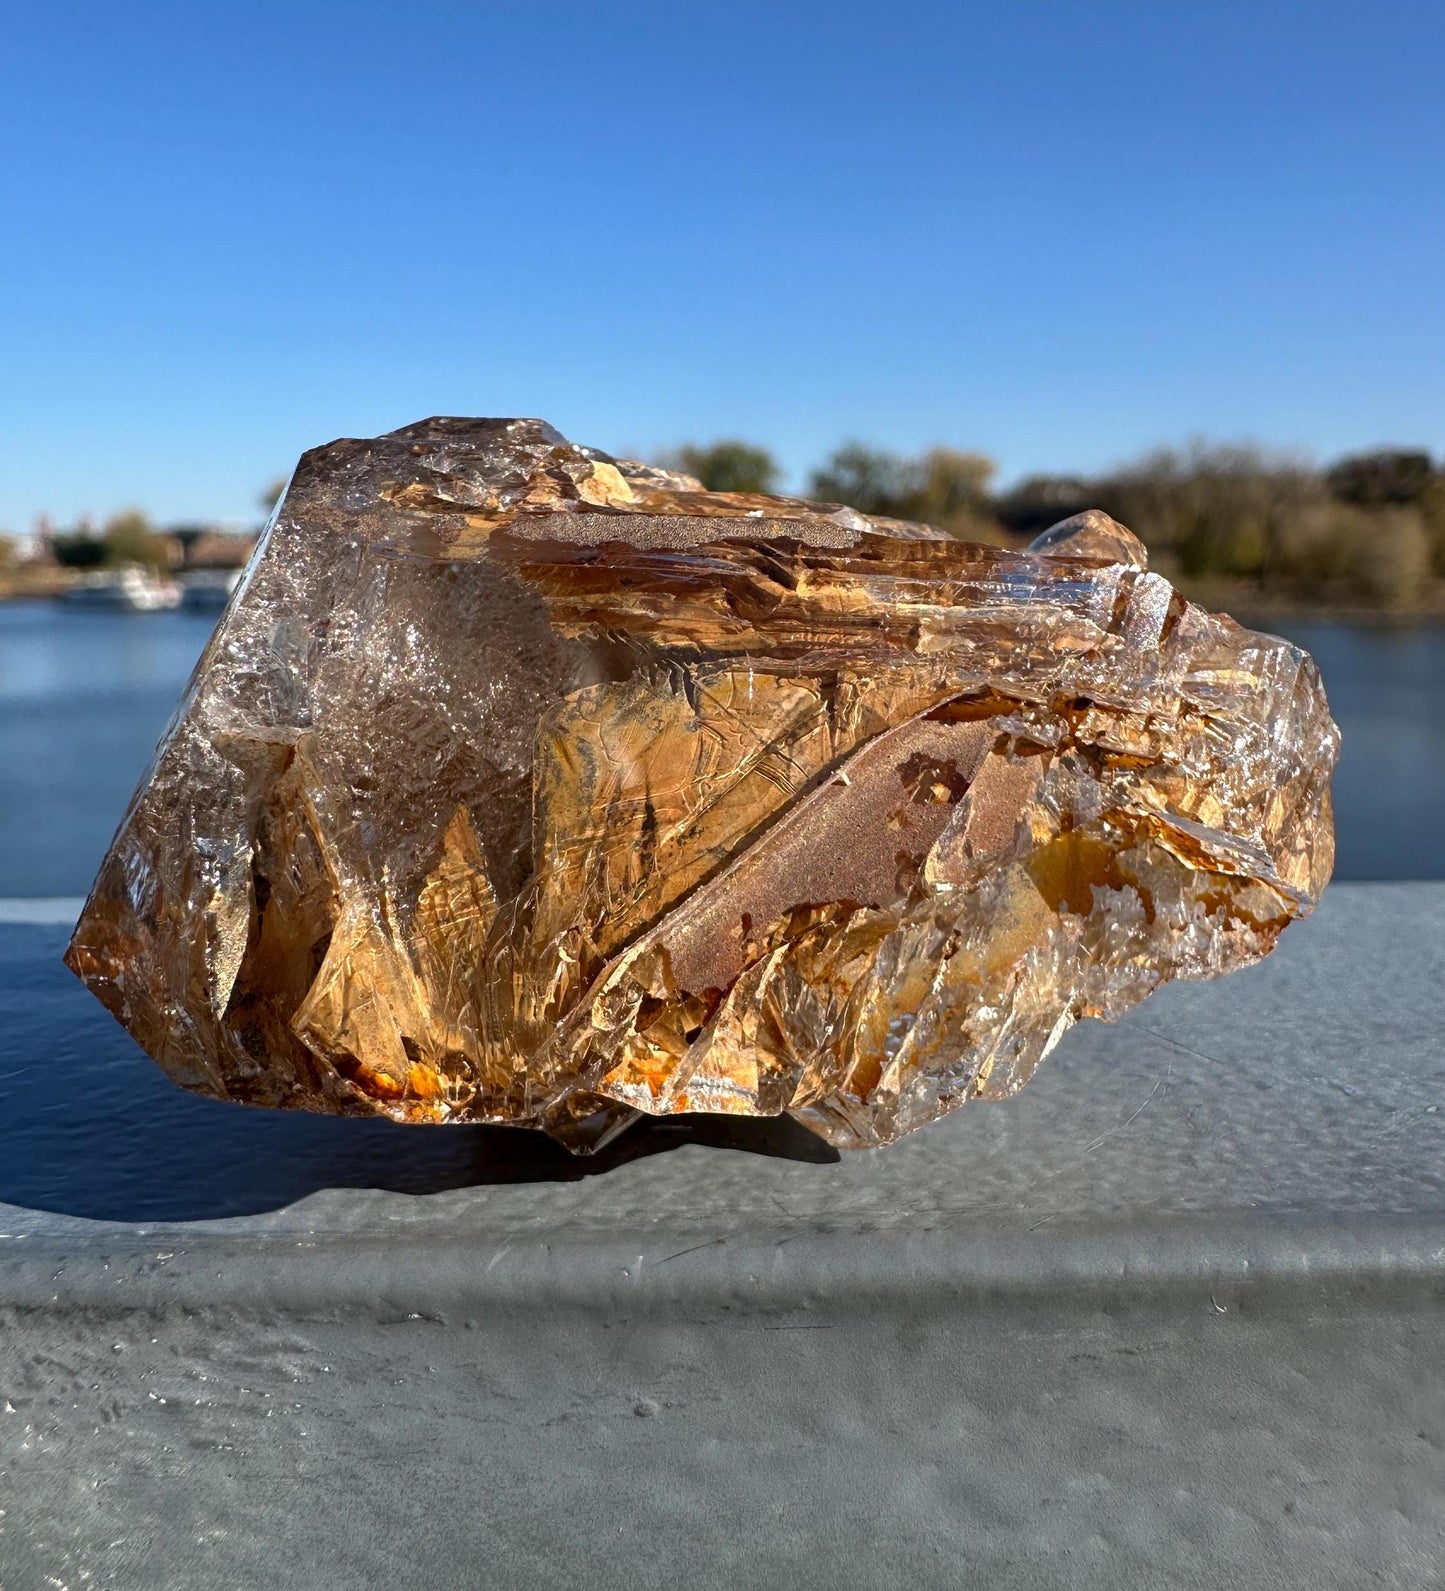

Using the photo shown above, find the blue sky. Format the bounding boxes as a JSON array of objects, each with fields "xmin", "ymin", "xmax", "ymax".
[{"xmin": 1, "ymin": 0, "xmax": 1441, "ymax": 528}]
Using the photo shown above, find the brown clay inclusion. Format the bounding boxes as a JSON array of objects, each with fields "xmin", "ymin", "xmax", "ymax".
[{"xmin": 65, "ymin": 419, "xmax": 1339, "ymax": 1151}]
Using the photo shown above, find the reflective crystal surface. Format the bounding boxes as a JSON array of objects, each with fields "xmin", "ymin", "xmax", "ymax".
[{"xmin": 66, "ymin": 419, "xmax": 1340, "ymax": 1151}]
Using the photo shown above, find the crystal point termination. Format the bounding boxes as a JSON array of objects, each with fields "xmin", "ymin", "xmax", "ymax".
[{"xmin": 65, "ymin": 419, "xmax": 1339, "ymax": 1151}]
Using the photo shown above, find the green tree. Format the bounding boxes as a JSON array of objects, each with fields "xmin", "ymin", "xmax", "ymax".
[
  {"xmin": 810, "ymin": 443, "xmax": 1002, "ymax": 538},
  {"xmin": 671, "ymin": 441, "xmax": 779, "ymax": 495},
  {"xmin": 809, "ymin": 443, "xmax": 912, "ymax": 517},
  {"xmin": 102, "ymin": 509, "xmax": 167, "ymax": 571},
  {"xmin": 1092, "ymin": 442, "xmax": 1318, "ymax": 581},
  {"xmin": 994, "ymin": 475, "xmax": 1096, "ymax": 538},
  {"xmin": 907, "ymin": 448, "xmax": 998, "ymax": 535},
  {"xmin": 1326, "ymin": 449, "xmax": 1435, "ymax": 507},
  {"xmin": 51, "ymin": 521, "xmax": 107, "ymax": 568}
]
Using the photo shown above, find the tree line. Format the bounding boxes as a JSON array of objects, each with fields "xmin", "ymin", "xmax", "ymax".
[
  {"xmin": 12, "ymin": 480, "xmax": 284, "ymax": 575},
  {"xmin": 45, "ymin": 511, "xmax": 172, "ymax": 572},
  {"xmin": 12, "ymin": 445, "xmax": 1441, "ymax": 612},
  {"xmin": 670, "ymin": 439, "xmax": 1445, "ymax": 610}
]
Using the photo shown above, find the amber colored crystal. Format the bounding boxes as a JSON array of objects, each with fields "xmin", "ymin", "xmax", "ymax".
[{"xmin": 65, "ymin": 419, "xmax": 1339, "ymax": 1151}]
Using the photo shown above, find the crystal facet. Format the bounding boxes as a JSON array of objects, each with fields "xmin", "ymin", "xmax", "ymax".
[{"xmin": 66, "ymin": 419, "xmax": 1339, "ymax": 1151}]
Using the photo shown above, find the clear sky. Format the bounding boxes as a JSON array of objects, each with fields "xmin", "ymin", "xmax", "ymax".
[{"xmin": 1, "ymin": 0, "xmax": 1441, "ymax": 529}]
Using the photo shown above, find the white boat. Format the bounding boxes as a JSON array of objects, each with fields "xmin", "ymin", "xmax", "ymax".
[
  {"xmin": 179, "ymin": 568, "xmax": 243, "ymax": 611},
  {"xmin": 63, "ymin": 565, "xmax": 182, "ymax": 611}
]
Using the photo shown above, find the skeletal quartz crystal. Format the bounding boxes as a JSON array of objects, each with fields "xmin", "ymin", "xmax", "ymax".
[{"xmin": 66, "ymin": 418, "xmax": 1339, "ymax": 1151}]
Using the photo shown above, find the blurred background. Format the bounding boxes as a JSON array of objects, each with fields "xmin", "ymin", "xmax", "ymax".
[{"xmin": 1, "ymin": 0, "xmax": 1441, "ymax": 901}]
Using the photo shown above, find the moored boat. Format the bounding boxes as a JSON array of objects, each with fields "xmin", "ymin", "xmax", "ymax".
[
  {"xmin": 179, "ymin": 568, "xmax": 243, "ymax": 610},
  {"xmin": 63, "ymin": 566, "xmax": 182, "ymax": 611}
]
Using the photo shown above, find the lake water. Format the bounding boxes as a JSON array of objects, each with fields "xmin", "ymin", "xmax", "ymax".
[
  {"xmin": 0, "ymin": 602, "xmax": 221, "ymax": 898},
  {"xmin": 0, "ymin": 601, "xmax": 1441, "ymax": 901}
]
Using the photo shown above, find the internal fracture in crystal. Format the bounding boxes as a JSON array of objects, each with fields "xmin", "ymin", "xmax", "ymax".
[{"xmin": 65, "ymin": 419, "xmax": 1340, "ymax": 1151}]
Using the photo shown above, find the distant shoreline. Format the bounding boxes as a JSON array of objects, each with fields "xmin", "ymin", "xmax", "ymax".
[
  {"xmin": 1169, "ymin": 581, "xmax": 1445, "ymax": 629},
  {"xmin": 5, "ymin": 577, "xmax": 1445, "ymax": 627},
  {"xmin": 1223, "ymin": 602, "xmax": 1445, "ymax": 630}
]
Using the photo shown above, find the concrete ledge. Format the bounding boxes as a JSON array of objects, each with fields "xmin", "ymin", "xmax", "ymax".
[
  {"xmin": 3, "ymin": 1213, "xmax": 1445, "ymax": 1319},
  {"xmin": 2, "ymin": 883, "xmax": 1443, "ymax": 1590}
]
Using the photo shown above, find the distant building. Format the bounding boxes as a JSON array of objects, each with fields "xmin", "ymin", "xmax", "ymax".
[{"xmin": 161, "ymin": 524, "xmax": 258, "ymax": 572}]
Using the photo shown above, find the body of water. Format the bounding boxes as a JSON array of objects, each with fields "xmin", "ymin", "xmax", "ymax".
[
  {"xmin": 0, "ymin": 601, "xmax": 1440, "ymax": 899},
  {"xmin": 1267, "ymin": 620, "xmax": 1445, "ymax": 881},
  {"xmin": 0, "ymin": 602, "xmax": 220, "ymax": 898}
]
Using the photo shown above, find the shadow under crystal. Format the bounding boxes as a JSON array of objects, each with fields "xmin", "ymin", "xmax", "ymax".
[{"xmin": 0, "ymin": 926, "xmax": 836, "ymax": 1225}]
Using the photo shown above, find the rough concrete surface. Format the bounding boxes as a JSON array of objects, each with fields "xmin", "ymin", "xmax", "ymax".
[{"xmin": 1, "ymin": 884, "xmax": 1442, "ymax": 1589}]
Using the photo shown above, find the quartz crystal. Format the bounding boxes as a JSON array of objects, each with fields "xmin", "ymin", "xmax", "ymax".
[{"xmin": 66, "ymin": 419, "xmax": 1339, "ymax": 1151}]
